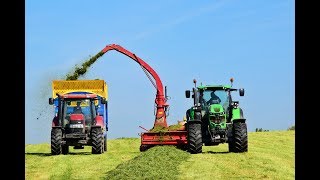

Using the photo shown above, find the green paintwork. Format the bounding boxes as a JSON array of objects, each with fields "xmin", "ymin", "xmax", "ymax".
[
  {"xmin": 197, "ymin": 84, "xmax": 231, "ymax": 90},
  {"xmin": 208, "ymin": 104, "xmax": 227, "ymax": 129},
  {"xmin": 231, "ymin": 108, "xmax": 242, "ymax": 121},
  {"xmin": 209, "ymin": 104, "xmax": 224, "ymax": 113},
  {"xmin": 186, "ymin": 107, "xmax": 195, "ymax": 121},
  {"xmin": 190, "ymin": 108, "xmax": 195, "ymax": 120}
]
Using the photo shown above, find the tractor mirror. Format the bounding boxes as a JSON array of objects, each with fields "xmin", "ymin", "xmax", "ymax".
[
  {"xmin": 239, "ymin": 88, "xmax": 245, "ymax": 96},
  {"xmin": 185, "ymin": 90, "xmax": 191, "ymax": 98},
  {"xmin": 49, "ymin": 98, "xmax": 54, "ymax": 105},
  {"xmin": 101, "ymin": 97, "xmax": 106, "ymax": 104}
]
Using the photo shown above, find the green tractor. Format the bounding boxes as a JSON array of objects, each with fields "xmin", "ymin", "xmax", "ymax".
[{"xmin": 185, "ymin": 78, "xmax": 247, "ymax": 154}]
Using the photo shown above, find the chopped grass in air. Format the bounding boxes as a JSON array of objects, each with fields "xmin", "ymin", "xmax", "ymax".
[{"xmin": 66, "ymin": 51, "xmax": 104, "ymax": 80}]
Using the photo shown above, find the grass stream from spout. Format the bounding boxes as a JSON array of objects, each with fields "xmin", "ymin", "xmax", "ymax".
[{"xmin": 65, "ymin": 51, "xmax": 104, "ymax": 80}]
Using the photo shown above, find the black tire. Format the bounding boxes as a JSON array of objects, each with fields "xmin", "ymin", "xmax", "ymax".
[
  {"xmin": 177, "ymin": 144, "xmax": 188, "ymax": 151},
  {"xmin": 227, "ymin": 123, "xmax": 234, "ymax": 152},
  {"xmin": 51, "ymin": 128, "xmax": 62, "ymax": 155},
  {"xmin": 140, "ymin": 145, "xmax": 152, "ymax": 152},
  {"xmin": 101, "ymin": 139, "xmax": 104, "ymax": 153},
  {"xmin": 62, "ymin": 145, "xmax": 69, "ymax": 155},
  {"xmin": 91, "ymin": 128, "xmax": 103, "ymax": 154},
  {"xmin": 187, "ymin": 123, "xmax": 202, "ymax": 154},
  {"xmin": 228, "ymin": 141, "xmax": 235, "ymax": 152},
  {"xmin": 103, "ymin": 134, "xmax": 107, "ymax": 152},
  {"xmin": 232, "ymin": 122, "xmax": 248, "ymax": 153}
]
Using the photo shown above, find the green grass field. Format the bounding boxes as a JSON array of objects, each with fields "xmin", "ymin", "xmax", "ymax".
[{"xmin": 25, "ymin": 130, "xmax": 295, "ymax": 180}]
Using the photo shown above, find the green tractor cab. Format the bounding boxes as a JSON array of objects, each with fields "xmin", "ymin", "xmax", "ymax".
[{"xmin": 185, "ymin": 78, "xmax": 247, "ymax": 154}]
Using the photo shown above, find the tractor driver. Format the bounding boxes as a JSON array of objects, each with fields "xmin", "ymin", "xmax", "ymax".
[
  {"xmin": 73, "ymin": 101, "xmax": 83, "ymax": 114},
  {"xmin": 207, "ymin": 91, "xmax": 221, "ymax": 105}
]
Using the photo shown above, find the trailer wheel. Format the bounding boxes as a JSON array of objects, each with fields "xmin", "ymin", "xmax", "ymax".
[
  {"xmin": 140, "ymin": 145, "xmax": 153, "ymax": 152},
  {"xmin": 177, "ymin": 144, "xmax": 188, "ymax": 151},
  {"xmin": 51, "ymin": 128, "xmax": 62, "ymax": 155},
  {"xmin": 187, "ymin": 123, "xmax": 202, "ymax": 154},
  {"xmin": 62, "ymin": 145, "xmax": 69, "ymax": 155},
  {"xmin": 91, "ymin": 128, "xmax": 103, "ymax": 154},
  {"xmin": 232, "ymin": 122, "xmax": 248, "ymax": 153}
]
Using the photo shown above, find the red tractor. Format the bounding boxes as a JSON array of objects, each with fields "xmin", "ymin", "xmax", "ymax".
[{"xmin": 49, "ymin": 80, "xmax": 108, "ymax": 155}]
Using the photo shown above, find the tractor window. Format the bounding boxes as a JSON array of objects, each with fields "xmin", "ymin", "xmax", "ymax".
[
  {"xmin": 202, "ymin": 90, "xmax": 228, "ymax": 106},
  {"xmin": 63, "ymin": 99, "xmax": 93, "ymax": 126}
]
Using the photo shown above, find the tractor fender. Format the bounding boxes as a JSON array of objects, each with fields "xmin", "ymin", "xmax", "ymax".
[{"xmin": 95, "ymin": 115, "xmax": 104, "ymax": 127}]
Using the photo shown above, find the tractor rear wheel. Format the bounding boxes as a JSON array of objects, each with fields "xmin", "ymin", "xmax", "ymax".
[
  {"xmin": 187, "ymin": 123, "xmax": 202, "ymax": 154},
  {"xmin": 51, "ymin": 128, "xmax": 62, "ymax": 155},
  {"xmin": 103, "ymin": 134, "xmax": 107, "ymax": 152},
  {"xmin": 62, "ymin": 145, "xmax": 69, "ymax": 155},
  {"xmin": 91, "ymin": 128, "xmax": 103, "ymax": 154},
  {"xmin": 232, "ymin": 122, "xmax": 248, "ymax": 152}
]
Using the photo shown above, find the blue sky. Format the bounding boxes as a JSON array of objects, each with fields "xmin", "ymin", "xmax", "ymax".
[{"xmin": 26, "ymin": 0, "xmax": 294, "ymax": 144}]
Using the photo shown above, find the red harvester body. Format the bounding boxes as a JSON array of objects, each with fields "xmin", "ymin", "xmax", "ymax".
[{"xmin": 100, "ymin": 44, "xmax": 187, "ymax": 151}]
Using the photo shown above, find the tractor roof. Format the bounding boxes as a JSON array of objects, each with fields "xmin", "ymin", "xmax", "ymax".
[
  {"xmin": 60, "ymin": 94, "xmax": 98, "ymax": 99},
  {"xmin": 197, "ymin": 85, "xmax": 233, "ymax": 90}
]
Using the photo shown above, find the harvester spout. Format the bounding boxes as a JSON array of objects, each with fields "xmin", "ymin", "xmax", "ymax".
[{"xmin": 100, "ymin": 44, "xmax": 168, "ymax": 128}]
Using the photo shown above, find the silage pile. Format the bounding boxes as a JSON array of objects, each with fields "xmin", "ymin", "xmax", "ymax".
[{"xmin": 149, "ymin": 121, "xmax": 186, "ymax": 132}]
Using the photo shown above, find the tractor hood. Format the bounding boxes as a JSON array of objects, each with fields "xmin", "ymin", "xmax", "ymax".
[{"xmin": 209, "ymin": 104, "xmax": 224, "ymax": 114}]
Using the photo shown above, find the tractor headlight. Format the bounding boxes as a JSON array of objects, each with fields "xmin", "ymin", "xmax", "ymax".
[{"xmin": 69, "ymin": 124, "xmax": 84, "ymax": 128}]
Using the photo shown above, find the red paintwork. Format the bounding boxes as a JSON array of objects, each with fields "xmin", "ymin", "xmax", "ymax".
[
  {"xmin": 101, "ymin": 44, "xmax": 168, "ymax": 128},
  {"xmin": 61, "ymin": 94, "xmax": 97, "ymax": 99},
  {"xmin": 100, "ymin": 44, "xmax": 189, "ymax": 147},
  {"xmin": 52, "ymin": 116, "xmax": 59, "ymax": 127},
  {"xmin": 70, "ymin": 114, "xmax": 85, "ymax": 121},
  {"xmin": 140, "ymin": 131, "xmax": 188, "ymax": 145},
  {"xmin": 95, "ymin": 115, "xmax": 104, "ymax": 127}
]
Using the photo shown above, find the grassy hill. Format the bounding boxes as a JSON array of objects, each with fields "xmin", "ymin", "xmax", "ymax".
[{"xmin": 25, "ymin": 130, "xmax": 295, "ymax": 179}]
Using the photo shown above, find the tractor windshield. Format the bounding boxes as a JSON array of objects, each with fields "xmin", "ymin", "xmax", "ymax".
[
  {"xmin": 62, "ymin": 99, "xmax": 97, "ymax": 126},
  {"xmin": 202, "ymin": 89, "xmax": 228, "ymax": 107}
]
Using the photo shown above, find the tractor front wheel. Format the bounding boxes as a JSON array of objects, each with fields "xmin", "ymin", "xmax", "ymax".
[
  {"xmin": 51, "ymin": 128, "xmax": 62, "ymax": 155},
  {"xmin": 187, "ymin": 123, "xmax": 202, "ymax": 154},
  {"xmin": 228, "ymin": 141, "xmax": 235, "ymax": 152},
  {"xmin": 232, "ymin": 122, "xmax": 248, "ymax": 152},
  {"xmin": 91, "ymin": 128, "xmax": 104, "ymax": 154}
]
